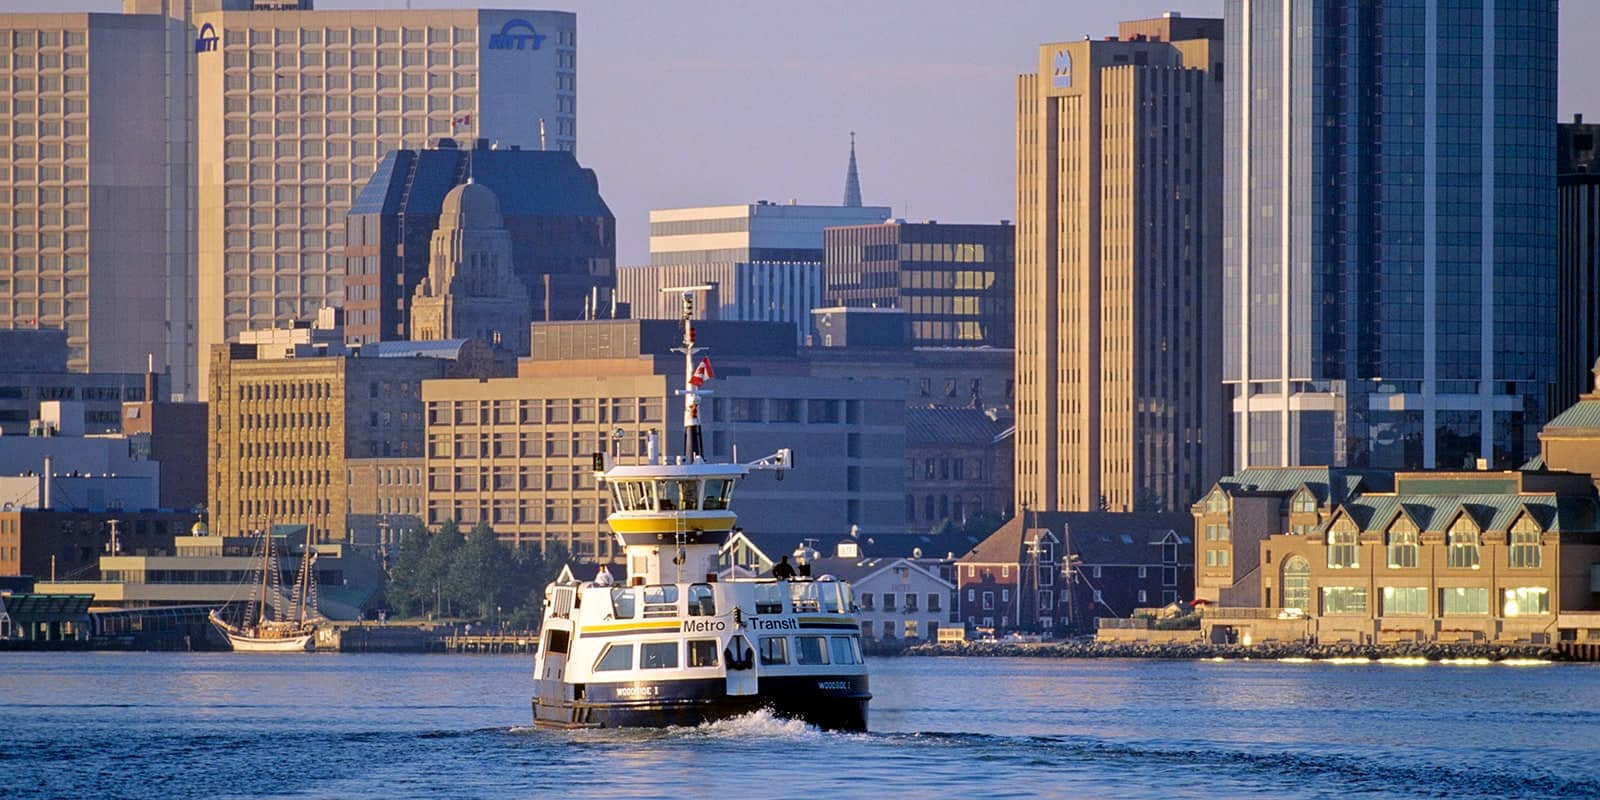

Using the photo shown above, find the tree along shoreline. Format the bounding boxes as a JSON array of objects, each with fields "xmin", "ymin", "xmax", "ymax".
[{"xmin": 903, "ymin": 639, "xmax": 1573, "ymax": 661}]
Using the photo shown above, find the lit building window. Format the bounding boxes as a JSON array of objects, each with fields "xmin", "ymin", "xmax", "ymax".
[
  {"xmin": 1327, "ymin": 518, "xmax": 1358, "ymax": 568},
  {"xmin": 1447, "ymin": 517, "xmax": 1481, "ymax": 569},
  {"xmin": 1508, "ymin": 517, "xmax": 1542, "ymax": 569},
  {"xmin": 1386, "ymin": 517, "xmax": 1419, "ymax": 569}
]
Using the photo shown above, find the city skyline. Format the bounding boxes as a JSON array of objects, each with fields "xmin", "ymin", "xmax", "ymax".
[{"xmin": 19, "ymin": 0, "xmax": 1598, "ymax": 268}]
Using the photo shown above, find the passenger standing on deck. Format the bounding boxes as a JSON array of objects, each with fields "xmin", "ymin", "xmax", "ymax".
[
  {"xmin": 595, "ymin": 564, "xmax": 615, "ymax": 586},
  {"xmin": 771, "ymin": 556, "xmax": 796, "ymax": 580}
]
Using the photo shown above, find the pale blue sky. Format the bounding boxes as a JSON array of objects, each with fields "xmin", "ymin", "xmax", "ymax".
[{"xmin": 10, "ymin": 0, "xmax": 1600, "ymax": 264}]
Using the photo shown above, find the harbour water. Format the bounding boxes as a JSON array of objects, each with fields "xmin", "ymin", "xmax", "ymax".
[{"xmin": 4, "ymin": 653, "xmax": 1599, "ymax": 799}]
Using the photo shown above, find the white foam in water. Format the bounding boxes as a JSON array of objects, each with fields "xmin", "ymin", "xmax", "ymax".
[{"xmin": 689, "ymin": 709, "xmax": 824, "ymax": 741}]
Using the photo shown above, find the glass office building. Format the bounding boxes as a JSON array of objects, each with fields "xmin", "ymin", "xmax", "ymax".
[
  {"xmin": 823, "ymin": 220, "xmax": 1014, "ymax": 348},
  {"xmin": 1223, "ymin": 0, "xmax": 1557, "ymax": 470}
]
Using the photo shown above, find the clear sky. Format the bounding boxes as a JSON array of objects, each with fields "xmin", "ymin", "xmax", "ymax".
[{"xmin": 9, "ymin": 0, "xmax": 1600, "ymax": 265}]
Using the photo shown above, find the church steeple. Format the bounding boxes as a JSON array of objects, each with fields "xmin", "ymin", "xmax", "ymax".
[{"xmin": 842, "ymin": 131, "xmax": 862, "ymax": 207}]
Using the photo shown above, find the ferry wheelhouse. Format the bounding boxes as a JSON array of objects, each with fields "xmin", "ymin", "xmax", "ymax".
[{"xmin": 531, "ymin": 288, "xmax": 870, "ymax": 731}]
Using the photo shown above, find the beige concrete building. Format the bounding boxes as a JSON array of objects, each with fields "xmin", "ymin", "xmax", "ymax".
[
  {"xmin": 409, "ymin": 181, "xmax": 530, "ymax": 352},
  {"xmin": 193, "ymin": 3, "xmax": 576, "ymax": 397},
  {"xmin": 345, "ymin": 456, "xmax": 424, "ymax": 551},
  {"xmin": 207, "ymin": 320, "xmax": 498, "ymax": 542},
  {"xmin": 420, "ymin": 319, "xmax": 907, "ymax": 559},
  {"xmin": 0, "ymin": 10, "xmax": 190, "ymax": 379},
  {"xmin": 1015, "ymin": 14, "xmax": 1226, "ymax": 515}
]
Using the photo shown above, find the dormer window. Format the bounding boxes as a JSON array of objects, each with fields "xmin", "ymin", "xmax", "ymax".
[
  {"xmin": 1386, "ymin": 517, "xmax": 1419, "ymax": 569},
  {"xmin": 1203, "ymin": 490, "xmax": 1228, "ymax": 513},
  {"xmin": 1447, "ymin": 517, "xmax": 1481, "ymax": 569},
  {"xmin": 1291, "ymin": 490, "xmax": 1316, "ymax": 514},
  {"xmin": 1327, "ymin": 518, "xmax": 1359, "ymax": 569},
  {"xmin": 1509, "ymin": 516, "xmax": 1542, "ymax": 569}
]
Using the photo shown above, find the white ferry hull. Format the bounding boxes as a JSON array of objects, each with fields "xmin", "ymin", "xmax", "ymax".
[{"xmin": 533, "ymin": 674, "xmax": 869, "ymax": 731}]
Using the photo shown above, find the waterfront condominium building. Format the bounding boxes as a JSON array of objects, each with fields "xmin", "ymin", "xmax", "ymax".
[
  {"xmin": 1224, "ymin": 0, "xmax": 1558, "ymax": 471},
  {"xmin": 0, "ymin": 10, "xmax": 191, "ymax": 381},
  {"xmin": 823, "ymin": 220, "xmax": 1016, "ymax": 349},
  {"xmin": 190, "ymin": 2, "xmax": 576, "ymax": 397},
  {"xmin": 342, "ymin": 138, "xmax": 614, "ymax": 347},
  {"xmin": 1557, "ymin": 116, "xmax": 1600, "ymax": 416},
  {"xmin": 1015, "ymin": 14, "xmax": 1228, "ymax": 515},
  {"xmin": 615, "ymin": 201, "xmax": 891, "ymax": 344}
]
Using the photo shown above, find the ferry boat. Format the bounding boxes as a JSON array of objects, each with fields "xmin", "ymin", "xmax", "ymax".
[{"xmin": 531, "ymin": 288, "xmax": 870, "ymax": 731}]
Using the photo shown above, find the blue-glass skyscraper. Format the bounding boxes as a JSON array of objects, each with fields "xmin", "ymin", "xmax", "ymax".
[{"xmin": 1223, "ymin": 0, "xmax": 1557, "ymax": 470}]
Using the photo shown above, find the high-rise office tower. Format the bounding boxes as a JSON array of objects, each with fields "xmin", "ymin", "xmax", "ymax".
[
  {"xmin": 1224, "ymin": 0, "xmax": 1557, "ymax": 470},
  {"xmin": 193, "ymin": 3, "xmax": 576, "ymax": 397},
  {"xmin": 1015, "ymin": 14, "xmax": 1227, "ymax": 514},
  {"xmin": 1557, "ymin": 116, "xmax": 1600, "ymax": 416},
  {"xmin": 0, "ymin": 10, "xmax": 190, "ymax": 381}
]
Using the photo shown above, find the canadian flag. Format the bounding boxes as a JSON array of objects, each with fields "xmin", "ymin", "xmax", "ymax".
[
  {"xmin": 452, "ymin": 113, "xmax": 473, "ymax": 130},
  {"xmin": 689, "ymin": 357, "xmax": 715, "ymax": 388}
]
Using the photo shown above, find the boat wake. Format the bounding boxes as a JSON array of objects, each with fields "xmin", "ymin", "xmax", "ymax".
[{"xmin": 683, "ymin": 709, "xmax": 825, "ymax": 740}]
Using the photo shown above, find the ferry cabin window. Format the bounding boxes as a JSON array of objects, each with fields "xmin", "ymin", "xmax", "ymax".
[
  {"xmin": 688, "ymin": 639, "xmax": 719, "ymax": 668},
  {"xmin": 755, "ymin": 583, "xmax": 785, "ymax": 614},
  {"xmin": 687, "ymin": 583, "xmax": 716, "ymax": 616},
  {"xmin": 829, "ymin": 635, "xmax": 860, "ymax": 665},
  {"xmin": 818, "ymin": 581, "xmax": 843, "ymax": 613},
  {"xmin": 641, "ymin": 641, "xmax": 679, "ymax": 669},
  {"xmin": 795, "ymin": 635, "xmax": 829, "ymax": 665},
  {"xmin": 614, "ymin": 481, "xmax": 652, "ymax": 512},
  {"xmin": 678, "ymin": 480, "xmax": 700, "ymax": 511},
  {"xmin": 759, "ymin": 636, "xmax": 788, "ymax": 665},
  {"xmin": 595, "ymin": 643, "xmax": 634, "ymax": 671},
  {"xmin": 544, "ymin": 629, "xmax": 570, "ymax": 655},
  {"xmin": 702, "ymin": 478, "xmax": 735, "ymax": 510},
  {"xmin": 610, "ymin": 587, "xmax": 637, "ymax": 619}
]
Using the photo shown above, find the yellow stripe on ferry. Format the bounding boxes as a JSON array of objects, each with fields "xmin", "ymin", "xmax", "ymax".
[
  {"xmin": 579, "ymin": 619, "xmax": 682, "ymax": 635},
  {"xmin": 608, "ymin": 515, "xmax": 736, "ymax": 534}
]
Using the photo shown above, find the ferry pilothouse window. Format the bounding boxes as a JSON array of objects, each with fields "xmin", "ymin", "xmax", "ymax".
[
  {"xmin": 643, "ymin": 585, "xmax": 679, "ymax": 617},
  {"xmin": 655, "ymin": 480, "xmax": 681, "ymax": 510},
  {"xmin": 687, "ymin": 583, "xmax": 716, "ymax": 616},
  {"xmin": 595, "ymin": 643, "xmax": 633, "ymax": 672},
  {"xmin": 755, "ymin": 583, "xmax": 785, "ymax": 614},
  {"xmin": 641, "ymin": 641, "xmax": 679, "ymax": 669},
  {"xmin": 610, "ymin": 587, "xmax": 637, "ymax": 619},
  {"xmin": 702, "ymin": 478, "xmax": 735, "ymax": 510},
  {"xmin": 795, "ymin": 636, "xmax": 829, "ymax": 665},
  {"xmin": 818, "ymin": 581, "xmax": 843, "ymax": 613},
  {"xmin": 759, "ymin": 636, "xmax": 788, "ymax": 665},
  {"xmin": 789, "ymin": 582, "xmax": 821, "ymax": 612},
  {"xmin": 828, "ymin": 635, "xmax": 860, "ymax": 665},
  {"xmin": 614, "ymin": 481, "xmax": 653, "ymax": 512},
  {"xmin": 688, "ymin": 639, "xmax": 719, "ymax": 668},
  {"xmin": 678, "ymin": 480, "xmax": 700, "ymax": 510}
]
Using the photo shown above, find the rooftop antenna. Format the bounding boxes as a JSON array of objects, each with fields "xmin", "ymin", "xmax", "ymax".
[{"xmin": 539, "ymin": 118, "xmax": 547, "ymax": 151}]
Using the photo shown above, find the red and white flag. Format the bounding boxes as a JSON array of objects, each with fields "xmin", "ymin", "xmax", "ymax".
[
  {"xmin": 689, "ymin": 357, "xmax": 715, "ymax": 388},
  {"xmin": 452, "ymin": 113, "xmax": 473, "ymax": 130}
]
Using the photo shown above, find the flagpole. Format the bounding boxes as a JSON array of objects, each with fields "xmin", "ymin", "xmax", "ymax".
[{"xmin": 663, "ymin": 285, "xmax": 715, "ymax": 462}]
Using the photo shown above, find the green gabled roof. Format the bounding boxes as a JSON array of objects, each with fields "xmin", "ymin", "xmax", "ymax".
[
  {"xmin": 1544, "ymin": 399, "xmax": 1600, "ymax": 432},
  {"xmin": 1328, "ymin": 493, "xmax": 1592, "ymax": 535},
  {"xmin": 1214, "ymin": 467, "xmax": 1394, "ymax": 506}
]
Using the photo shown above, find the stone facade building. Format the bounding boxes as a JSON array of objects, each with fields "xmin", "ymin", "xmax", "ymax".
[{"xmin": 409, "ymin": 182, "xmax": 531, "ymax": 353}]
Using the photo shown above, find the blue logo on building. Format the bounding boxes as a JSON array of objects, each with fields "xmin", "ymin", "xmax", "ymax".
[
  {"xmin": 1052, "ymin": 50, "xmax": 1072, "ymax": 88},
  {"xmin": 194, "ymin": 22, "xmax": 220, "ymax": 53},
  {"xmin": 488, "ymin": 18, "xmax": 547, "ymax": 51}
]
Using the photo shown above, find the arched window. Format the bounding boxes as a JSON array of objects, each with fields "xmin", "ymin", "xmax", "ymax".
[
  {"xmin": 1386, "ymin": 517, "xmax": 1419, "ymax": 569},
  {"xmin": 1447, "ymin": 517, "xmax": 1480, "ymax": 569},
  {"xmin": 1327, "ymin": 518, "xmax": 1359, "ymax": 568},
  {"xmin": 1282, "ymin": 556, "xmax": 1310, "ymax": 613},
  {"xmin": 1291, "ymin": 490, "xmax": 1316, "ymax": 514},
  {"xmin": 1509, "ymin": 516, "xmax": 1542, "ymax": 569}
]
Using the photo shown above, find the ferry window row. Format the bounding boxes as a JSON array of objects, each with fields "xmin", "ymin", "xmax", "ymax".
[
  {"xmin": 610, "ymin": 479, "xmax": 735, "ymax": 512},
  {"xmin": 593, "ymin": 639, "xmax": 725, "ymax": 672},
  {"xmin": 758, "ymin": 635, "xmax": 863, "ymax": 667}
]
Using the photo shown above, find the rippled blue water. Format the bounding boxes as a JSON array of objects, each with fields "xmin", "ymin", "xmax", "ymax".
[{"xmin": 3, "ymin": 653, "xmax": 1599, "ymax": 799}]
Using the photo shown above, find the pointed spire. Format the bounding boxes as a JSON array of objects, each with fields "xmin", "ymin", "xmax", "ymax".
[{"xmin": 842, "ymin": 131, "xmax": 862, "ymax": 207}]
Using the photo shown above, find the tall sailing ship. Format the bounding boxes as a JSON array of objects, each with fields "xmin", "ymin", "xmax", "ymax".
[
  {"xmin": 209, "ymin": 531, "xmax": 321, "ymax": 653},
  {"xmin": 531, "ymin": 288, "xmax": 871, "ymax": 731}
]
